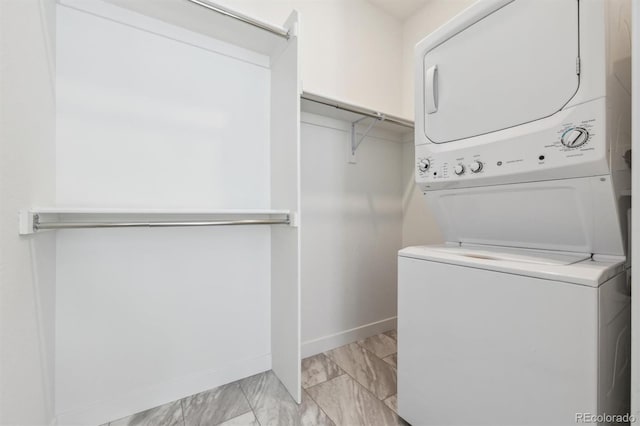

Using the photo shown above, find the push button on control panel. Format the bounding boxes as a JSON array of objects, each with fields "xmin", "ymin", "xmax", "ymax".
[{"xmin": 560, "ymin": 127, "xmax": 589, "ymax": 148}]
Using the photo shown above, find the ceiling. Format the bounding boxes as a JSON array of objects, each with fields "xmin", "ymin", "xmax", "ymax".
[{"xmin": 366, "ymin": 0, "xmax": 430, "ymax": 20}]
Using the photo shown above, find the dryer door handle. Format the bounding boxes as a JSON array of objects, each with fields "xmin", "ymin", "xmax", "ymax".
[{"xmin": 426, "ymin": 64, "xmax": 439, "ymax": 114}]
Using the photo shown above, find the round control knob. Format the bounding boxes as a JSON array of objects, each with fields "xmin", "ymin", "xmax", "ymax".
[
  {"xmin": 418, "ymin": 158, "xmax": 430, "ymax": 173},
  {"xmin": 470, "ymin": 160, "xmax": 483, "ymax": 173},
  {"xmin": 454, "ymin": 164, "xmax": 465, "ymax": 175},
  {"xmin": 561, "ymin": 127, "xmax": 589, "ymax": 148}
]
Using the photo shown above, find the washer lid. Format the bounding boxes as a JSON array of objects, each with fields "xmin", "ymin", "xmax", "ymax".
[
  {"xmin": 398, "ymin": 244, "xmax": 625, "ymax": 287},
  {"xmin": 420, "ymin": 0, "xmax": 579, "ymax": 143}
]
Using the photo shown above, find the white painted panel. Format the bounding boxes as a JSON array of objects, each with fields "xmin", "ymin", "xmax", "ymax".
[
  {"xmin": 270, "ymin": 12, "xmax": 301, "ymax": 403},
  {"xmin": 56, "ymin": 4, "xmax": 271, "ymax": 209},
  {"xmin": 398, "ymin": 256, "xmax": 599, "ymax": 425},
  {"xmin": 55, "ymin": 4, "xmax": 275, "ymax": 424},
  {"xmin": 55, "ymin": 227, "xmax": 271, "ymax": 425},
  {"xmin": 300, "ymin": 113, "xmax": 403, "ymax": 348}
]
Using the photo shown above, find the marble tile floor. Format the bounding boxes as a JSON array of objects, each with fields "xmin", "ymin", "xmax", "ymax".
[{"xmin": 104, "ymin": 329, "xmax": 406, "ymax": 426}]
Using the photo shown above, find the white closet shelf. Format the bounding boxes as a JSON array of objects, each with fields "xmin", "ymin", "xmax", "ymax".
[
  {"xmin": 96, "ymin": 0, "xmax": 293, "ymax": 58},
  {"xmin": 301, "ymin": 91, "xmax": 414, "ymax": 134},
  {"xmin": 19, "ymin": 208, "xmax": 295, "ymax": 235}
]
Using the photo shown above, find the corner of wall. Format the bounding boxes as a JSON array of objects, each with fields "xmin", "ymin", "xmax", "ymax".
[{"xmin": 0, "ymin": 0, "xmax": 57, "ymax": 424}]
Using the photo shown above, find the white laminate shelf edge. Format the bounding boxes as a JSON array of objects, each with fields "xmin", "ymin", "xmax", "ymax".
[
  {"xmin": 62, "ymin": 0, "xmax": 292, "ymax": 60},
  {"xmin": 301, "ymin": 91, "xmax": 414, "ymax": 133},
  {"xmin": 19, "ymin": 209, "xmax": 296, "ymax": 235}
]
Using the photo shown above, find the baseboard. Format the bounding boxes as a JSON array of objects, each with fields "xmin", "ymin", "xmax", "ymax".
[
  {"xmin": 301, "ymin": 317, "xmax": 397, "ymax": 358},
  {"xmin": 55, "ymin": 353, "xmax": 271, "ymax": 426}
]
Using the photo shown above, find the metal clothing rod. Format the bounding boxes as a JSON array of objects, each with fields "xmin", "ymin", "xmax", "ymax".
[
  {"xmin": 34, "ymin": 218, "xmax": 290, "ymax": 231},
  {"xmin": 301, "ymin": 93, "xmax": 414, "ymax": 129},
  {"xmin": 186, "ymin": 0, "xmax": 290, "ymax": 39}
]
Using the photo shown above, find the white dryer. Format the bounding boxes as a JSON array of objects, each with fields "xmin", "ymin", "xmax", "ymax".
[{"xmin": 399, "ymin": 0, "xmax": 632, "ymax": 424}]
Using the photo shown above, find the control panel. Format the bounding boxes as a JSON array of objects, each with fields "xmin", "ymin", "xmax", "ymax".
[
  {"xmin": 416, "ymin": 104, "xmax": 608, "ymax": 191},
  {"xmin": 417, "ymin": 155, "xmax": 487, "ymax": 180}
]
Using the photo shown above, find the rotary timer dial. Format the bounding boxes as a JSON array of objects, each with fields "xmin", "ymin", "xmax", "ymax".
[
  {"xmin": 560, "ymin": 127, "xmax": 589, "ymax": 148},
  {"xmin": 418, "ymin": 158, "xmax": 430, "ymax": 173}
]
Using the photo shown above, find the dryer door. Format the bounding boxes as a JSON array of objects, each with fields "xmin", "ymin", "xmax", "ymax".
[{"xmin": 423, "ymin": 0, "xmax": 579, "ymax": 144}]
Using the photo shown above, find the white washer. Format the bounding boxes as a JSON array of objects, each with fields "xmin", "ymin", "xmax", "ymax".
[{"xmin": 398, "ymin": 244, "xmax": 630, "ymax": 426}]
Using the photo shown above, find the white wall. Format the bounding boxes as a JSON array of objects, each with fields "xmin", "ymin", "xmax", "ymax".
[
  {"xmin": 300, "ymin": 112, "xmax": 403, "ymax": 355},
  {"xmin": 55, "ymin": 4, "xmax": 274, "ymax": 424},
  {"xmin": 0, "ymin": 0, "xmax": 57, "ymax": 425},
  {"xmin": 216, "ymin": 0, "xmax": 405, "ymax": 118}
]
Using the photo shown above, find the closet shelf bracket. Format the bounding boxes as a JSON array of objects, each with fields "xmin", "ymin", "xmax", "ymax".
[{"xmin": 350, "ymin": 113, "xmax": 385, "ymax": 164}]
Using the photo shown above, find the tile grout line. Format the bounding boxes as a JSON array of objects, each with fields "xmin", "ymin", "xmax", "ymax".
[
  {"xmin": 301, "ymin": 354, "xmax": 351, "ymax": 425},
  {"xmin": 357, "ymin": 334, "xmax": 398, "ymax": 381},
  {"xmin": 381, "ymin": 353, "xmax": 398, "ymax": 370},
  {"xmin": 301, "ymin": 353, "xmax": 347, "ymax": 389},
  {"xmin": 329, "ymin": 339, "xmax": 396, "ymax": 401},
  {"xmin": 237, "ymin": 375, "xmax": 262, "ymax": 426},
  {"xmin": 379, "ymin": 331, "xmax": 402, "ymax": 421},
  {"xmin": 304, "ymin": 374, "xmax": 349, "ymax": 425},
  {"xmin": 301, "ymin": 387, "xmax": 338, "ymax": 426},
  {"xmin": 355, "ymin": 335, "xmax": 398, "ymax": 363},
  {"xmin": 349, "ymin": 377, "xmax": 403, "ymax": 423},
  {"xmin": 309, "ymin": 368, "xmax": 400, "ymax": 424},
  {"xmin": 358, "ymin": 333, "xmax": 397, "ymax": 359},
  {"xmin": 213, "ymin": 409, "xmax": 255, "ymax": 426},
  {"xmin": 323, "ymin": 346, "xmax": 393, "ymax": 401},
  {"xmin": 303, "ymin": 371, "xmax": 348, "ymax": 392},
  {"xmin": 383, "ymin": 394, "xmax": 399, "ymax": 415}
]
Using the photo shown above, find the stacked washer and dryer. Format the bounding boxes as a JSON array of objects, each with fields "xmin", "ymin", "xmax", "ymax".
[{"xmin": 398, "ymin": 0, "xmax": 632, "ymax": 425}]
